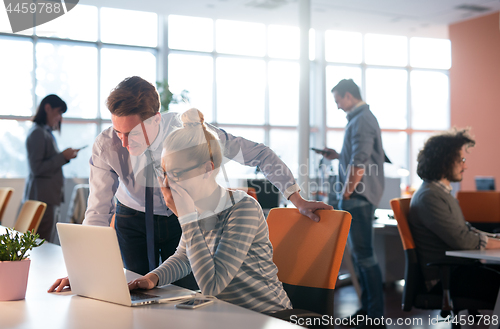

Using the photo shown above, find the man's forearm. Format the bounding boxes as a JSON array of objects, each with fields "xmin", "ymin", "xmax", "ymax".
[
  {"xmin": 216, "ymin": 128, "xmax": 298, "ymax": 197},
  {"xmin": 342, "ymin": 165, "xmax": 365, "ymax": 199},
  {"xmin": 289, "ymin": 191, "xmax": 305, "ymax": 206}
]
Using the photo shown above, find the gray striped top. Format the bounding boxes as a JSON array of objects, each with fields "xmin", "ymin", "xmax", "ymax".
[{"xmin": 151, "ymin": 189, "xmax": 292, "ymax": 313}]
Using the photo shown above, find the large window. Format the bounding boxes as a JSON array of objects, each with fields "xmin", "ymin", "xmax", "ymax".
[
  {"xmin": 216, "ymin": 57, "xmax": 266, "ymax": 125},
  {"xmin": 325, "ymin": 32, "xmax": 451, "ymax": 187},
  {"xmin": 1, "ymin": 10, "xmax": 451, "ymax": 190},
  {"xmin": 0, "ymin": 5, "xmax": 158, "ymax": 178},
  {"xmin": 0, "ymin": 38, "xmax": 34, "ymax": 117},
  {"xmin": 167, "ymin": 15, "xmax": 451, "ymax": 185},
  {"xmin": 168, "ymin": 16, "xmax": 303, "ymax": 177}
]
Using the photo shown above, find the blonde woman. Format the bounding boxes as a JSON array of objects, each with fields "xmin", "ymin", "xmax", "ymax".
[{"xmin": 128, "ymin": 108, "xmax": 292, "ymax": 313}]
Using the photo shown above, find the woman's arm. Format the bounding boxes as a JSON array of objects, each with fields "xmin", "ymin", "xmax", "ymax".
[
  {"xmin": 181, "ymin": 197, "xmax": 260, "ymax": 296},
  {"xmin": 149, "ymin": 235, "xmax": 192, "ymax": 286}
]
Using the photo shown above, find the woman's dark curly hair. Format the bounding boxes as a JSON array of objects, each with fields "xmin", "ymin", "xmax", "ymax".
[{"xmin": 417, "ymin": 129, "xmax": 475, "ymax": 181}]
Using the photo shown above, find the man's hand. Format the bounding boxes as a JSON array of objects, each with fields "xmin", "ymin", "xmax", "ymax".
[
  {"xmin": 48, "ymin": 277, "xmax": 71, "ymax": 293},
  {"xmin": 322, "ymin": 147, "xmax": 340, "ymax": 160},
  {"xmin": 289, "ymin": 192, "xmax": 334, "ymax": 222},
  {"xmin": 128, "ymin": 273, "xmax": 159, "ymax": 291}
]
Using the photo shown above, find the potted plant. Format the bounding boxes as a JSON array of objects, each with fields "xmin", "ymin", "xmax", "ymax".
[
  {"xmin": 156, "ymin": 79, "xmax": 190, "ymax": 112},
  {"xmin": 0, "ymin": 228, "xmax": 44, "ymax": 301}
]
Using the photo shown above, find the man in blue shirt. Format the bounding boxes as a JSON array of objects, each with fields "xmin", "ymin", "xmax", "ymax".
[{"xmin": 318, "ymin": 79, "xmax": 385, "ymax": 328}]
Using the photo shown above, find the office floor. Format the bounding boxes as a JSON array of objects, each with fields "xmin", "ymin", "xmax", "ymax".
[{"xmin": 333, "ymin": 282, "xmax": 493, "ymax": 329}]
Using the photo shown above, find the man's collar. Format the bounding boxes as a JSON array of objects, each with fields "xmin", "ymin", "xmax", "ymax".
[
  {"xmin": 149, "ymin": 116, "xmax": 164, "ymax": 151},
  {"xmin": 431, "ymin": 180, "xmax": 453, "ymax": 194},
  {"xmin": 346, "ymin": 101, "xmax": 367, "ymax": 120},
  {"xmin": 138, "ymin": 114, "xmax": 164, "ymax": 156}
]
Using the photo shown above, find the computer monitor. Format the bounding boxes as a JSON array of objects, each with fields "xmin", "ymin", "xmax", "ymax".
[
  {"xmin": 246, "ymin": 179, "xmax": 280, "ymax": 209},
  {"xmin": 475, "ymin": 176, "xmax": 495, "ymax": 191}
]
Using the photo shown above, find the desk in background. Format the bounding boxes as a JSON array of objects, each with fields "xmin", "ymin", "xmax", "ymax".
[
  {"xmin": 374, "ymin": 209, "xmax": 405, "ymax": 284},
  {"xmin": 0, "ymin": 226, "xmax": 300, "ymax": 329}
]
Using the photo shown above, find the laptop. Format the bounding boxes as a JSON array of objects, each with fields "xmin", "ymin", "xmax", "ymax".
[
  {"xmin": 475, "ymin": 176, "xmax": 496, "ymax": 191},
  {"xmin": 56, "ymin": 223, "xmax": 195, "ymax": 306}
]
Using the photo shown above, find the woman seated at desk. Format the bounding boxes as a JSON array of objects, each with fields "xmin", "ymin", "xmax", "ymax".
[{"xmin": 127, "ymin": 108, "xmax": 292, "ymax": 314}]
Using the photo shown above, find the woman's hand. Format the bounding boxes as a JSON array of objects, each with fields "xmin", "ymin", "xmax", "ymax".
[
  {"xmin": 128, "ymin": 273, "xmax": 159, "ymax": 291},
  {"xmin": 62, "ymin": 148, "xmax": 78, "ymax": 161},
  {"xmin": 169, "ymin": 180, "xmax": 196, "ymax": 218},
  {"xmin": 159, "ymin": 176, "xmax": 196, "ymax": 218},
  {"xmin": 159, "ymin": 176, "xmax": 178, "ymax": 216},
  {"xmin": 48, "ymin": 276, "xmax": 71, "ymax": 293}
]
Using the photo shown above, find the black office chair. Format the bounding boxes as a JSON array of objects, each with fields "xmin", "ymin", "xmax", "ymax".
[{"xmin": 391, "ymin": 198, "xmax": 494, "ymax": 328}]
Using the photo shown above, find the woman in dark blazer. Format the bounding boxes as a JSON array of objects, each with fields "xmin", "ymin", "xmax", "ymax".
[{"xmin": 23, "ymin": 95, "xmax": 80, "ymax": 242}]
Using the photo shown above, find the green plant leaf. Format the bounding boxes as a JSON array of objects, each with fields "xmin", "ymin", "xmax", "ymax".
[
  {"xmin": 0, "ymin": 228, "xmax": 45, "ymax": 261},
  {"xmin": 156, "ymin": 79, "xmax": 190, "ymax": 113}
]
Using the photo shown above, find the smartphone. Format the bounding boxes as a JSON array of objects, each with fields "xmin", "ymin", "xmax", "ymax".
[
  {"xmin": 175, "ymin": 298, "xmax": 214, "ymax": 309},
  {"xmin": 310, "ymin": 147, "xmax": 325, "ymax": 153}
]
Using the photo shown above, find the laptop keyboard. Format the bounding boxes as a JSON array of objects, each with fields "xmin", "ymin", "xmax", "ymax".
[{"xmin": 130, "ymin": 291, "xmax": 160, "ymax": 301}]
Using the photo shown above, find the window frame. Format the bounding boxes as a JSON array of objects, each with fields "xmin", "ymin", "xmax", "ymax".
[
  {"xmin": 323, "ymin": 33, "xmax": 450, "ymax": 187},
  {"xmin": 0, "ymin": 7, "xmax": 160, "ymax": 178}
]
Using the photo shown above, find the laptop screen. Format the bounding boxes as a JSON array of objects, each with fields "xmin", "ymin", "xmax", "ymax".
[{"xmin": 475, "ymin": 176, "xmax": 495, "ymax": 191}]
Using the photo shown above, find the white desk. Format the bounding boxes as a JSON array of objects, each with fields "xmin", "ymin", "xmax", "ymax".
[
  {"xmin": 446, "ymin": 249, "xmax": 500, "ymax": 262},
  {"xmin": 446, "ymin": 249, "xmax": 500, "ymax": 329},
  {"xmin": 0, "ymin": 228, "xmax": 300, "ymax": 329}
]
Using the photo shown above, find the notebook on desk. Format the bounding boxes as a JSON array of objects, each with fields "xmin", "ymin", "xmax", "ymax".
[{"xmin": 56, "ymin": 223, "xmax": 195, "ymax": 307}]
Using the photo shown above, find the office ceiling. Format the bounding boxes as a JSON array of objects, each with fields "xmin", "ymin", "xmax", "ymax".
[{"xmin": 81, "ymin": 0, "xmax": 500, "ymax": 38}]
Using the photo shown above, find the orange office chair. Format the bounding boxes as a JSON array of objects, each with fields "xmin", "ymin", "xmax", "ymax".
[
  {"xmin": 267, "ymin": 208, "xmax": 352, "ymax": 327},
  {"xmin": 231, "ymin": 187, "xmax": 258, "ymax": 201},
  {"xmin": 245, "ymin": 187, "xmax": 258, "ymax": 201},
  {"xmin": 14, "ymin": 200, "xmax": 47, "ymax": 234},
  {"xmin": 390, "ymin": 198, "xmax": 493, "ymax": 326},
  {"xmin": 0, "ymin": 187, "xmax": 14, "ymax": 224}
]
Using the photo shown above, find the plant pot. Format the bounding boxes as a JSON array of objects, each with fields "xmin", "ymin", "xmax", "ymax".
[{"xmin": 0, "ymin": 259, "xmax": 31, "ymax": 301}]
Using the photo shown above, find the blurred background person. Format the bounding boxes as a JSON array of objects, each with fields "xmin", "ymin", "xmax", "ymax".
[
  {"xmin": 315, "ymin": 79, "xmax": 386, "ymax": 328},
  {"xmin": 23, "ymin": 94, "xmax": 80, "ymax": 243}
]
